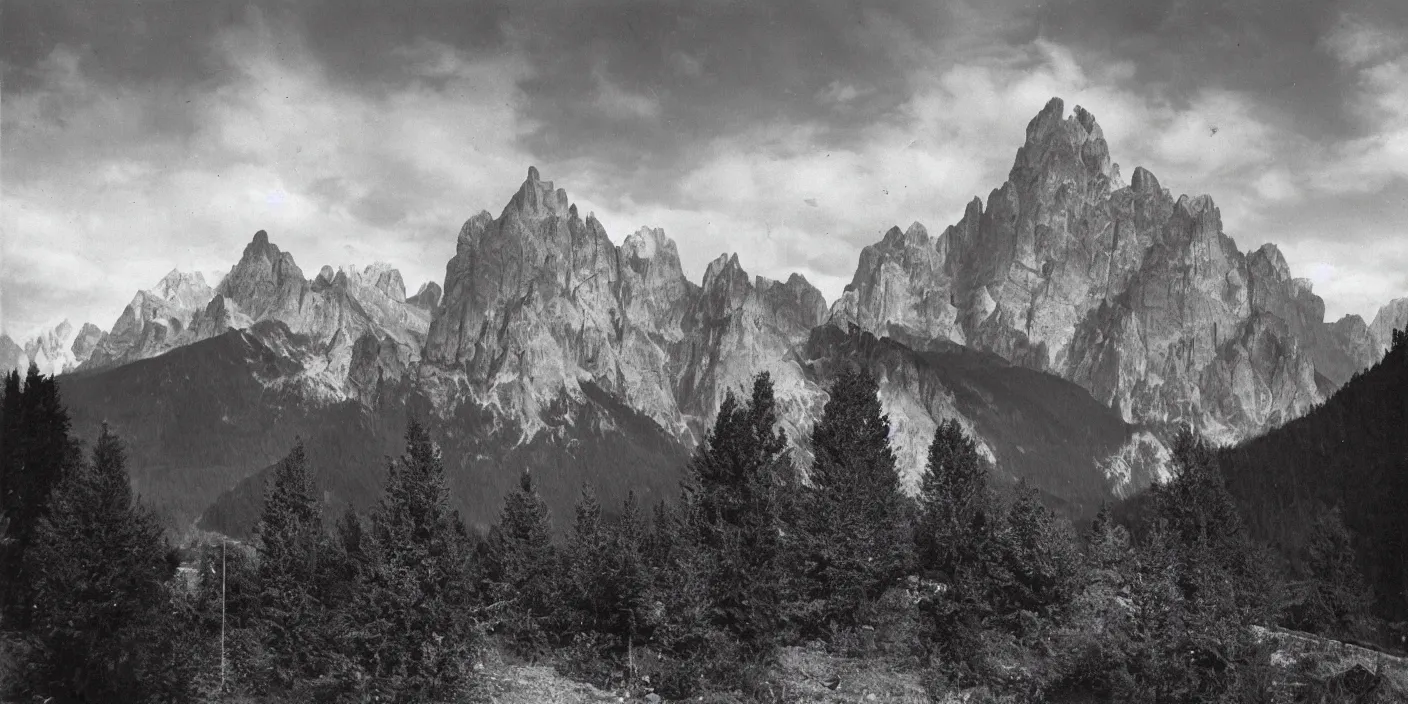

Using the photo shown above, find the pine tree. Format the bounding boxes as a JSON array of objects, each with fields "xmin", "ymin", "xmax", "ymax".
[
  {"xmin": 1154, "ymin": 428, "xmax": 1278, "ymax": 624},
  {"xmin": 486, "ymin": 471, "xmax": 558, "ymax": 654},
  {"xmin": 563, "ymin": 483, "xmax": 609, "ymax": 634},
  {"xmin": 15, "ymin": 424, "xmax": 189, "ymax": 702},
  {"xmin": 255, "ymin": 439, "xmax": 327, "ymax": 687},
  {"xmin": 606, "ymin": 491, "xmax": 652, "ymax": 648},
  {"xmin": 645, "ymin": 498, "xmax": 708, "ymax": 646},
  {"xmin": 340, "ymin": 419, "xmax": 480, "ymax": 701},
  {"xmin": 996, "ymin": 480, "xmax": 1080, "ymax": 615},
  {"xmin": 801, "ymin": 367, "xmax": 913, "ymax": 631},
  {"xmin": 915, "ymin": 419, "xmax": 997, "ymax": 579},
  {"xmin": 686, "ymin": 372, "xmax": 795, "ymax": 654},
  {"xmin": 1, "ymin": 365, "xmax": 79, "ymax": 628},
  {"xmin": 1290, "ymin": 505, "xmax": 1373, "ymax": 638}
]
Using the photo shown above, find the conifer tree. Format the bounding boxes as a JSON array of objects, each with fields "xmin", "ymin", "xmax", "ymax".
[
  {"xmin": 340, "ymin": 419, "xmax": 479, "ymax": 701},
  {"xmin": 563, "ymin": 483, "xmax": 608, "ymax": 634},
  {"xmin": 645, "ymin": 499, "xmax": 710, "ymax": 652},
  {"xmin": 1154, "ymin": 428, "xmax": 1278, "ymax": 623},
  {"xmin": 997, "ymin": 480, "xmax": 1080, "ymax": 614},
  {"xmin": 686, "ymin": 372, "xmax": 794, "ymax": 654},
  {"xmin": 486, "ymin": 471, "xmax": 558, "ymax": 654},
  {"xmin": 1, "ymin": 365, "xmax": 79, "ymax": 627},
  {"xmin": 915, "ymin": 418, "xmax": 995, "ymax": 578},
  {"xmin": 255, "ymin": 439, "xmax": 326, "ymax": 686},
  {"xmin": 802, "ymin": 367, "xmax": 913, "ymax": 630},
  {"xmin": 16, "ymin": 424, "xmax": 189, "ymax": 702},
  {"xmin": 606, "ymin": 491, "xmax": 652, "ymax": 646},
  {"xmin": 1290, "ymin": 505, "xmax": 1373, "ymax": 638}
]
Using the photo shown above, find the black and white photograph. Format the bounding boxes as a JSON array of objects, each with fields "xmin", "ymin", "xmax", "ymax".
[{"xmin": 2, "ymin": 1, "xmax": 1406, "ymax": 702}]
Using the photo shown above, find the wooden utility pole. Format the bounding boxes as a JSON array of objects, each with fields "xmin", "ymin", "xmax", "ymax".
[{"xmin": 220, "ymin": 539, "xmax": 226, "ymax": 694}]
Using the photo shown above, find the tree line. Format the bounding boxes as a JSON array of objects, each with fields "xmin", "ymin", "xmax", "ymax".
[{"xmin": 0, "ymin": 362, "xmax": 1397, "ymax": 703}]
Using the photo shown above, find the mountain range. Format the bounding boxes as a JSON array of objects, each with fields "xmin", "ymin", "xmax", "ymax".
[{"xmin": 8, "ymin": 97, "xmax": 1404, "ymax": 536}]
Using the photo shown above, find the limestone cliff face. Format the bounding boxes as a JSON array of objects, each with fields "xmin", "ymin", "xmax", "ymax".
[
  {"xmin": 70, "ymin": 323, "xmax": 107, "ymax": 366},
  {"xmin": 834, "ymin": 97, "xmax": 1366, "ymax": 442},
  {"xmin": 1371, "ymin": 298, "xmax": 1408, "ymax": 353},
  {"xmin": 672, "ymin": 254, "xmax": 828, "ymax": 444},
  {"xmin": 84, "ymin": 270, "xmax": 213, "ymax": 370},
  {"xmin": 82, "ymin": 232, "xmax": 429, "ymax": 399},
  {"xmin": 407, "ymin": 282, "xmax": 442, "ymax": 311},
  {"xmin": 211, "ymin": 234, "xmax": 430, "ymax": 398},
  {"xmin": 829, "ymin": 223, "xmax": 963, "ymax": 346},
  {"xmin": 7, "ymin": 320, "xmax": 103, "ymax": 375},
  {"xmin": 422, "ymin": 167, "xmax": 692, "ymax": 438}
]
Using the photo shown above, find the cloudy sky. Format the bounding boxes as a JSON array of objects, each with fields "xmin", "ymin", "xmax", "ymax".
[{"xmin": 3, "ymin": 0, "xmax": 1407, "ymax": 338}]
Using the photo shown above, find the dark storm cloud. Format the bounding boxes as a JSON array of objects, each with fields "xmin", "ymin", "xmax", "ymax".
[
  {"xmin": 1032, "ymin": 0, "xmax": 1408, "ymax": 137},
  {"xmin": 2, "ymin": 0, "xmax": 248, "ymax": 92}
]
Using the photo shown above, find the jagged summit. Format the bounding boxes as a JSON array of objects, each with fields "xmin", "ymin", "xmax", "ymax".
[
  {"xmin": 833, "ymin": 96, "xmax": 1375, "ymax": 443},
  {"xmin": 2, "ymin": 318, "xmax": 105, "ymax": 376},
  {"xmin": 508, "ymin": 165, "xmax": 570, "ymax": 219},
  {"xmin": 1371, "ymin": 297, "xmax": 1408, "ymax": 353}
]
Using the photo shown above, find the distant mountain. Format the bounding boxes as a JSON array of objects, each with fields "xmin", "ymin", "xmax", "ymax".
[
  {"xmin": 831, "ymin": 98, "xmax": 1381, "ymax": 443},
  {"xmin": 50, "ymin": 166, "xmax": 1153, "ymax": 536},
  {"xmin": 1218, "ymin": 336, "xmax": 1407, "ymax": 620},
  {"xmin": 39, "ymin": 98, "xmax": 1402, "ymax": 538},
  {"xmin": 3, "ymin": 320, "xmax": 106, "ymax": 375}
]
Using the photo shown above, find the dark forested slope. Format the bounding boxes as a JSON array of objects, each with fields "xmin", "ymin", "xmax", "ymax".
[{"xmin": 1218, "ymin": 336, "xmax": 1408, "ymax": 620}]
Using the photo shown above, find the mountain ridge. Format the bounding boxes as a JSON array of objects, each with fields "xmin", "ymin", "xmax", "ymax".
[{"xmin": 30, "ymin": 97, "xmax": 1403, "ymax": 536}]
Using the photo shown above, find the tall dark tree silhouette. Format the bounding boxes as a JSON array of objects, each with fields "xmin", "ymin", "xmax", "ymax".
[
  {"xmin": 801, "ymin": 367, "xmax": 913, "ymax": 630},
  {"xmin": 255, "ymin": 439, "xmax": 327, "ymax": 686},
  {"xmin": 915, "ymin": 419, "xmax": 995, "ymax": 578},
  {"xmin": 563, "ymin": 483, "xmax": 609, "ymax": 634},
  {"xmin": 0, "ymin": 365, "xmax": 79, "ymax": 628},
  {"xmin": 15, "ymin": 424, "xmax": 190, "ymax": 702},
  {"xmin": 685, "ymin": 372, "xmax": 796, "ymax": 654},
  {"xmin": 486, "ymin": 471, "xmax": 558, "ymax": 654},
  {"xmin": 1155, "ymin": 428, "xmax": 1277, "ymax": 623},
  {"xmin": 1287, "ymin": 505, "xmax": 1373, "ymax": 638},
  {"xmin": 335, "ymin": 420, "xmax": 480, "ymax": 702}
]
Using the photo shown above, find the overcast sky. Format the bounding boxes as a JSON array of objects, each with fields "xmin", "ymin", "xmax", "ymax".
[{"xmin": 3, "ymin": 0, "xmax": 1407, "ymax": 338}]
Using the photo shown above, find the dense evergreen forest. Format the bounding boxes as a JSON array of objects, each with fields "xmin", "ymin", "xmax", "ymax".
[
  {"xmin": 1219, "ymin": 330, "xmax": 1408, "ymax": 626},
  {"xmin": 1, "ymin": 333, "xmax": 1405, "ymax": 702}
]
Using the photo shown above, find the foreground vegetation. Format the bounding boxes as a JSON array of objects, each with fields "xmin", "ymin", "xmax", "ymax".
[{"xmin": 1, "ymin": 332, "xmax": 1406, "ymax": 703}]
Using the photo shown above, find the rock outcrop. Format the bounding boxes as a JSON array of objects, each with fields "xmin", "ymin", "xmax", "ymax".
[
  {"xmin": 407, "ymin": 282, "xmax": 442, "ymax": 311},
  {"xmin": 84, "ymin": 270, "xmax": 214, "ymax": 370},
  {"xmin": 70, "ymin": 323, "xmax": 108, "ymax": 366},
  {"xmin": 9, "ymin": 319, "xmax": 106, "ymax": 375},
  {"xmin": 81, "ymin": 233, "xmax": 430, "ymax": 400},
  {"xmin": 832, "ymin": 98, "xmax": 1370, "ymax": 442},
  {"xmin": 423, "ymin": 167, "xmax": 694, "ymax": 437},
  {"xmin": 1370, "ymin": 297, "xmax": 1408, "ymax": 353},
  {"xmin": 0, "ymin": 335, "xmax": 24, "ymax": 374}
]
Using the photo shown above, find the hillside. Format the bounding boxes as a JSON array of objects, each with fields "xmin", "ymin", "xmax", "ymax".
[
  {"xmin": 805, "ymin": 324, "xmax": 1160, "ymax": 519},
  {"xmin": 1217, "ymin": 338, "xmax": 1408, "ymax": 621}
]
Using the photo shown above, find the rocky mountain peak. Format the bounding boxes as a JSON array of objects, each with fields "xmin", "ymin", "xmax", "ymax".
[
  {"xmin": 1012, "ymin": 97, "xmax": 1115, "ymax": 185},
  {"xmin": 156, "ymin": 268, "xmax": 210, "ymax": 299},
  {"xmin": 1130, "ymin": 166, "xmax": 1162, "ymax": 194},
  {"xmin": 407, "ymin": 282, "xmax": 442, "ymax": 310},
  {"xmin": 218, "ymin": 230, "xmax": 308, "ymax": 319},
  {"xmin": 70, "ymin": 322, "xmax": 106, "ymax": 362},
  {"xmin": 1248, "ymin": 242, "xmax": 1289, "ymax": 276},
  {"xmin": 703, "ymin": 252, "xmax": 745, "ymax": 288},
  {"xmin": 1370, "ymin": 297, "xmax": 1408, "ymax": 352},
  {"xmin": 508, "ymin": 165, "xmax": 570, "ymax": 220},
  {"xmin": 621, "ymin": 226, "xmax": 678, "ymax": 263},
  {"xmin": 834, "ymin": 96, "xmax": 1381, "ymax": 442}
]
